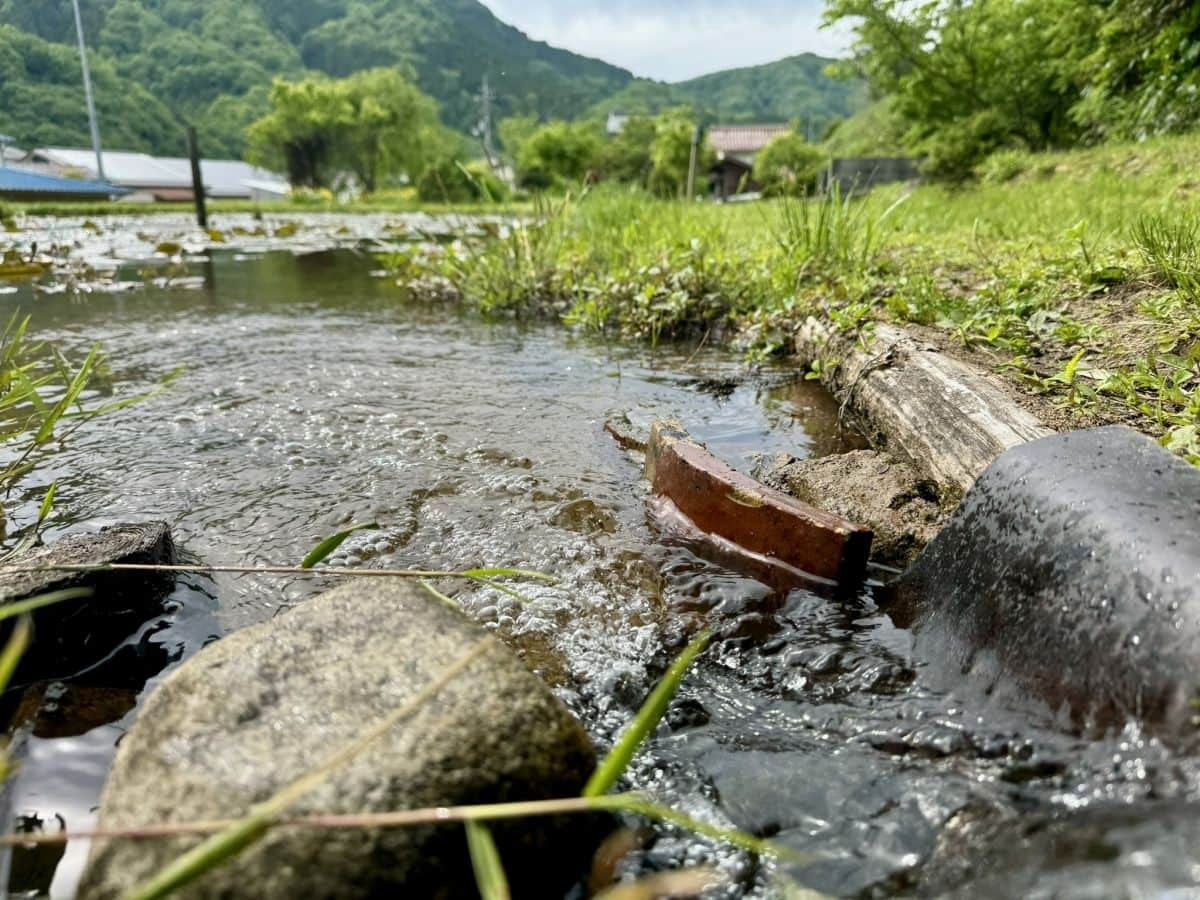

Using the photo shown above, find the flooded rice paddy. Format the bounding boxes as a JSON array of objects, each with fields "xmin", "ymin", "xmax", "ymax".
[{"xmin": 1, "ymin": 215, "xmax": 1199, "ymax": 899}]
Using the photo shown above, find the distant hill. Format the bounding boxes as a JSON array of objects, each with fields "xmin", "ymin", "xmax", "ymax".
[
  {"xmin": 0, "ymin": 1, "xmax": 863, "ymax": 159},
  {"xmin": 590, "ymin": 54, "xmax": 867, "ymax": 135},
  {"xmin": 0, "ymin": 0, "xmax": 632, "ymax": 158}
]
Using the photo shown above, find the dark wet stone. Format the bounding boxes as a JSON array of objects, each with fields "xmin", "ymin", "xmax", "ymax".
[
  {"xmin": 887, "ymin": 426, "xmax": 1200, "ymax": 738},
  {"xmin": 79, "ymin": 580, "xmax": 598, "ymax": 900},
  {"xmin": 913, "ymin": 800, "xmax": 1200, "ymax": 899},
  {"xmin": 0, "ymin": 522, "xmax": 176, "ymax": 677}
]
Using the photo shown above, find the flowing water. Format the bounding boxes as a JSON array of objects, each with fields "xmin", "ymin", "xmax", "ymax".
[{"xmin": 2, "ymin": 216, "xmax": 1199, "ymax": 899}]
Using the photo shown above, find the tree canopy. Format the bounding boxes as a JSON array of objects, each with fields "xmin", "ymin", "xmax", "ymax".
[
  {"xmin": 824, "ymin": 0, "xmax": 1200, "ymax": 177},
  {"xmin": 246, "ymin": 69, "xmax": 443, "ymax": 192}
]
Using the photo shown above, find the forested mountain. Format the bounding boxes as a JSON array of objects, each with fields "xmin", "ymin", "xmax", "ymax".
[
  {"xmin": 0, "ymin": 0, "xmax": 862, "ymax": 159},
  {"xmin": 593, "ymin": 54, "xmax": 867, "ymax": 134}
]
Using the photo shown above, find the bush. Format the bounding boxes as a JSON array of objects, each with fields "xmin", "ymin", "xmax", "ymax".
[
  {"xmin": 514, "ymin": 121, "xmax": 603, "ymax": 189},
  {"xmin": 753, "ymin": 133, "xmax": 827, "ymax": 197},
  {"xmin": 978, "ymin": 149, "xmax": 1030, "ymax": 183},
  {"xmin": 416, "ymin": 160, "xmax": 508, "ymax": 204}
]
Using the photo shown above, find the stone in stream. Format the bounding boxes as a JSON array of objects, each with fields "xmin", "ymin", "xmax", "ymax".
[
  {"xmin": 887, "ymin": 426, "xmax": 1200, "ymax": 737},
  {"xmin": 0, "ymin": 522, "xmax": 176, "ymax": 673},
  {"xmin": 79, "ymin": 580, "xmax": 598, "ymax": 900}
]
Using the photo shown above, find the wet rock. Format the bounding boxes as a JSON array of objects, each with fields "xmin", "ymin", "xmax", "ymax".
[
  {"xmin": 647, "ymin": 422, "xmax": 872, "ymax": 584},
  {"xmin": 79, "ymin": 579, "xmax": 598, "ymax": 900},
  {"xmin": 0, "ymin": 521, "xmax": 174, "ymax": 606},
  {"xmin": 913, "ymin": 800, "xmax": 1200, "ymax": 899},
  {"xmin": 0, "ymin": 522, "xmax": 176, "ymax": 674},
  {"xmin": 754, "ymin": 449, "xmax": 948, "ymax": 568},
  {"xmin": 887, "ymin": 426, "xmax": 1200, "ymax": 737}
]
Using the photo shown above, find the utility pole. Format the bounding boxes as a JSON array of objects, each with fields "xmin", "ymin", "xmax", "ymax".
[
  {"xmin": 475, "ymin": 75, "xmax": 498, "ymax": 171},
  {"xmin": 686, "ymin": 125, "xmax": 702, "ymax": 201},
  {"xmin": 71, "ymin": 0, "xmax": 106, "ymax": 182}
]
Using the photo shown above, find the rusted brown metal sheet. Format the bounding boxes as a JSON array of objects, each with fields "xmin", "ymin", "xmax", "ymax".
[{"xmin": 646, "ymin": 422, "xmax": 872, "ymax": 583}]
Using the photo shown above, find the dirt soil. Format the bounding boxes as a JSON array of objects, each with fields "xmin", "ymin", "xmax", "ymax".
[{"xmin": 754, "ymin": 448, "xmax": 952, "ymax": 569}]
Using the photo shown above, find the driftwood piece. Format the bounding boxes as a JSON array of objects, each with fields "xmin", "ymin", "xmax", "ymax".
[{"xmin": 795, "ymin": 319, "xmax": 1052, "ymax": 495}]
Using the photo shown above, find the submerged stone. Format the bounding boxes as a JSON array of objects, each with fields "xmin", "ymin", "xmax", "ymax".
[
  {"xmin": 888, "ymin": 426, "xmax": 1200, "ymax": 736},
  {"xmin": 79, "ymin": 579, "xmax": 598, "ymax": 899}
]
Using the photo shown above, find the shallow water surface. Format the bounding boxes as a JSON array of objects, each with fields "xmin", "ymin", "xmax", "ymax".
[{"xmin": 0, "ymin": 225, "xmax": 1197, "ymax": 899}]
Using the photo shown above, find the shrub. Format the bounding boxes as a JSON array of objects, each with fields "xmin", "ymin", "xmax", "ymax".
[
  {"xmin": 416, "ymin": 160, "xmax": 508, "ymax": 204},
  {"xmin": 978, "ymin": 149, "xmax": 1030, "ymax": 183},
  {"xmin": 753, "ymin": 133, "xmax": 827, "ymax": 197}
]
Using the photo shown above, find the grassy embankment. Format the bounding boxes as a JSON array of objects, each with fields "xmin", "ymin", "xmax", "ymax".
[{"xmin": 385, "ymin": 132, "xmax": 1200, "ymax": 464}]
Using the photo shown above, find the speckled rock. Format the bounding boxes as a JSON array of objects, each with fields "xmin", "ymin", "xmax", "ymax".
[{"xmin": 79, "ymin": 580, "xmax": 597, "ymax": 899}]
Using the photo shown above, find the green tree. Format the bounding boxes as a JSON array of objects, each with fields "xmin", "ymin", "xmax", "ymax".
[
  {"xmin": 338, "ymin": 68, "xmax": 442, "ymax": 193},
  {"xmin": 824, "ymin": 0, "xmax": 1096, "ymax": 178},
  {"xmin": 246, "ymin": 68, "xmax": 443, "ymax": 192},
  {"xmin": 246, "ymin": 76, "xmax": 345, "ymax": 188},
  {"xmin": 497, "ymin": 114, "xmax": 539, "ymax": 156},
  {"xmin": 514, "ymin": 121, "xmax": 602, "ymax": 189},
  {"xmin": 648, "ymin": 110, "xmax": 712, "ymax": 197},
  {"xmin": 596, "ymin": 115, "xmax": 657, "ymax": 186},
  {"xmin": 1073, "ymin": 0, "xmax": 1200, "ymax": 140},
  {"xmin": 753, "ymin": 132, "xmax": 827, "ymax": 197}
]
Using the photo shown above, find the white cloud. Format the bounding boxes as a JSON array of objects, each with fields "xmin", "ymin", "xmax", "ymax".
[{"xmin": 478, "ymin": 1, "xmax": 851, "ymax": 81}]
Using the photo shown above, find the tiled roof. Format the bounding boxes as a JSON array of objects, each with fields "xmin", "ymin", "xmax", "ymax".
[
  {"xmin": 708, "ymin": 124, "xmax": 792, "ymax": 155},
  {"xmin": 0, "ymin": 167, "xmax": 129, "ymax": 197}
]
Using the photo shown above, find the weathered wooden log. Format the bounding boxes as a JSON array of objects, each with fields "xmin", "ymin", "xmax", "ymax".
[
  {"xmin": 646, "ymin": 422, "xmax": 872, "ymax": 583},
  {"xmin": 795, "ymin": 318, "xmax": 1052, "ymax": 495}
]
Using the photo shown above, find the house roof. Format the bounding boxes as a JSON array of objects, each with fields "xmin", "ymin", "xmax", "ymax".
[
  {"xmin": 156, "ymin": 158, "xmax": 289, "ymax": 198},
  {"xmin": 32, "ymin": 148, "xmax": 193, "ymax": 188},
  {"xmin": 0, "ymin": 166, "xmax": 130, "ymax": 197},
  {"xmin": 707, "ymin": 124, "xmax": 791, "ymax": 156},
  {"xmin": 31, "ymin": 149, "xmax": 289, "ymax": 198}
]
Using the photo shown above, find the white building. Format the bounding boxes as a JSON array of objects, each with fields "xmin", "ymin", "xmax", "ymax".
[{"xmin": 27, "ymin": 148, "xmax": 289, "ymax": 202}]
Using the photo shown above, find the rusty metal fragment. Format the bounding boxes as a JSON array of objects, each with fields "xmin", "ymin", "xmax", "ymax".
[{"xmin": 646, "ymin": 422, "xmax": 872, "ymax": 583}]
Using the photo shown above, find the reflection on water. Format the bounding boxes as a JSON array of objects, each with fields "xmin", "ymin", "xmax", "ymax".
[{"xmin": 0, "ymin": 242, "xmax": 1196, "ymax": 898}]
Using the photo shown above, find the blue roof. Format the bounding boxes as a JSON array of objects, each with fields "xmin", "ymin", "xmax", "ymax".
[{"xmin": 0, "ymin": 167, "xmax": 130, "ymax": 197}]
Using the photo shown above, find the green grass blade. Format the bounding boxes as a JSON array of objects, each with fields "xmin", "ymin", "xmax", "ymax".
[
  {"xmin": 34, "ymin": 344, "xmax": 98, "ymax": 444},
  {"xmin": 123, "ymin": 812, "xmax": 274, "ymax": 900},
  {"xmin": 36, "ymin": 481, "xmax": 56, "ymax": 525},
  {"xmin": 460, "ymin": 567, "xmax": 557, "ymax": 583},
  {"xmin": 0, "ymin": 586, "xmax": 92, "ymax": 622},
  {"xmin": 464, "ymin": 822, "xmax": 510, "ymax": 900},
  {"xmin": 300, "ymin": 523, "xmax": 380, "ymax": 568},
  {"xmin": 0, "ymin": 616, "xmax": 32, "ymax": 694},
  {"xmin": 584, "ymin": 630, "xmax": 711, "ymax": 797}
]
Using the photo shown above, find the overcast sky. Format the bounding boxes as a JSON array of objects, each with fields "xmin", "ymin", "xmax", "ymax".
[{"xmin": 477, "ymin": 1, "xmax": 851, "ymax": 83}]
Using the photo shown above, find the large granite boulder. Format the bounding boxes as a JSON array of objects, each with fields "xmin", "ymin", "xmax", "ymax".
[
  {"xmin": 888, "ymin": 426, "xmax": 1200, "ymax": 737},
  {"xmin": 79, "ymin": 580, "xmax": 598, "ymax": 899}
]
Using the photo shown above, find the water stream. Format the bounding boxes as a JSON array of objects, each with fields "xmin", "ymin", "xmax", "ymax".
[{"xmin": 2, "ymin": 218, "xmax": 1199, "ymax": 899}]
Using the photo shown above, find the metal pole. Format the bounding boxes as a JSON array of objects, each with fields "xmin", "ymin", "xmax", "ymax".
[
  {"xmin": 71, "ymin": 0, "xmax": 106, "ymax": 182},
  {"xmin": 686, "ymin": 125, "xmax": 701, "ymax": 201},
  {"xmin": 187, "ymin": 126, "xmax": 208, "ymax": 230}
]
